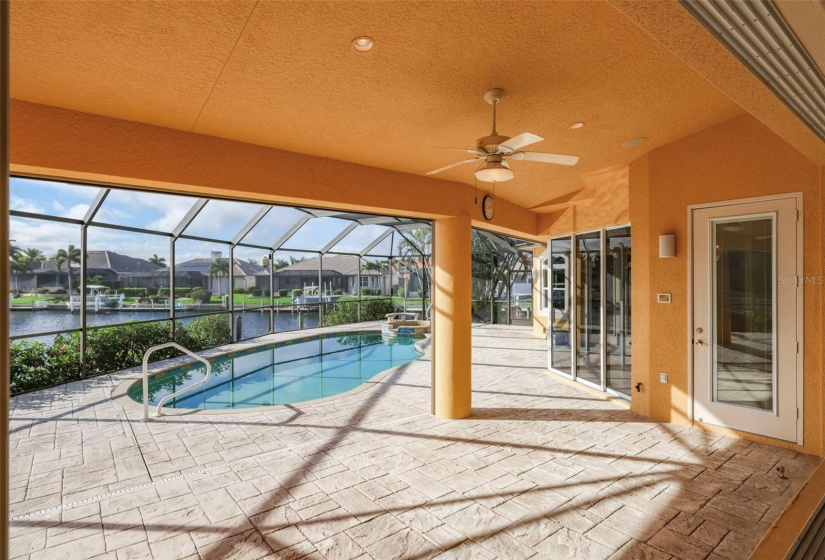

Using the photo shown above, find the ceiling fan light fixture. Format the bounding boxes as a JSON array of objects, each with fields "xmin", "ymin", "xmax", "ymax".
[
  {"xmin": 568, "ymin": 122, "xmax": 585, "ymax": 130},
  {"xmin": 351, "ymin": 36, "xmax": 374, "ymax": 52},
  {"xmin": 475, "ymin": 160, "xmax": 515, "ymax": 183}
]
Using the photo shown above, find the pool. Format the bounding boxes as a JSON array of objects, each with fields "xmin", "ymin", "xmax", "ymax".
[{"xmin": 128, "ymin": 331, "xmax": 423, "ymax": 410}]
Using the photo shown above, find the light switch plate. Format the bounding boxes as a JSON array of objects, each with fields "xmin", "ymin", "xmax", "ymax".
[
  {"xmin": 657, "ymin": 293, "xmax": 671, "ymax": 304},
  {"xmin": 660, "ymin": 372, "xmax": 668, "ymax": 384}
]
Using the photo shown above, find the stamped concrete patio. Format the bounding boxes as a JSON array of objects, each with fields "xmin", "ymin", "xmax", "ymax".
[{"xmin": 7, "ymin": 324, "xmax": 820, "ymax": 559}]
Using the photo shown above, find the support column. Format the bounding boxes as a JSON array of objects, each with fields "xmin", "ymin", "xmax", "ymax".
[
  {"xmin": 433, "ymin": 215, "xmax": 472, "ymax": 419},
  {"xmin": 1, "ymin": 2, "xmax": 9, "ymax": 555}
]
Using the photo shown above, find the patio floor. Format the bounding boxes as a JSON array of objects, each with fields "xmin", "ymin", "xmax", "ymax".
[{"xmin": 8, "ymin": 324, "xmax": 820, "ymax": 560}]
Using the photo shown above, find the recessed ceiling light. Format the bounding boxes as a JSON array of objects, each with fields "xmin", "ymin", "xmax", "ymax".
[
  {"xmin": 621, "ymin": 137, "xmax": 645, "ymax": 148},
  {"xmin": 568, "ymin": 122, "xmax": 585, "ymax": 130},
  {"xmin": 352, "ymin": 36, "xmax": 374, "ymax": 52}
]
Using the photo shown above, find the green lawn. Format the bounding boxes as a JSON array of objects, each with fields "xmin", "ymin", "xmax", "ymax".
[{"xmin": 11, "ymin": 296, "xmax": 65, "ymax": 305}]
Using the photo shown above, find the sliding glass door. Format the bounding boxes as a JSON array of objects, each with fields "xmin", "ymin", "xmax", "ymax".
[
  {"xmin": 549, "ymin": 237, "xmax": 572, "ymax": 375},
  {"xmin": 606, "ymin": 227, "xmax": 631, "ymax": 396},
  {"xmin": 547, "ymin": 225, "xmax": 631, "ymax": 398}
]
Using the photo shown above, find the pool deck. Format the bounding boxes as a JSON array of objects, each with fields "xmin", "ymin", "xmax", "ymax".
[{"xmin": 8, "ymin": 323, "xmax": 820, "ymax": 559}]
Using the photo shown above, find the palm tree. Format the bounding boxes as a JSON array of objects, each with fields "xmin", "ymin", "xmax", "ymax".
[
  {"xmin": 9, "ymin": 241, "xmax": 21, "ymax": 260},
  {"xmin": 247, "ymin": 258, "xmax": 258, "ymax": 266},
  {"xmin": 209, "ymin": 258, "xmax": 230, "ymax": 295},
  {"xmin": 148, "ymin": 254, "xmax": 167, "ymax": 267},
  {"xmin": 9, "ymin": 256, "xmax": 27, "ymax": 292},
  {"xmin": 272, "ymin": 258, "xmax": 289, "ymax": 270},
  {"xmin": 289, "ymin": 255, "xmax": 306, "ymax": 265},
  {"xmin": 361, "ymin": 260, "xmax": 382, "ymax": 272},
  {"xmin": 23, "ymin": 247, "xmax": 45, "ymax": 263},
  {"xmin": 54, "ymin": 244, "xmax": 81, "ymax": 294},
  {"xmin": 398, "ymin": 228, "xmax": 432, "ymax": 314}
]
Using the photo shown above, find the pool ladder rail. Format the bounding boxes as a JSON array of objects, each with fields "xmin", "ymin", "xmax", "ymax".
[{"xmin": 141, "ymin": 342, "xmax": 212, "ymax": 422}]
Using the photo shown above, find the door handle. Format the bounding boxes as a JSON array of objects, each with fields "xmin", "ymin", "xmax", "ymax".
[{"xmin": 695, "ymin": 340, "xmax": 705, "ymax": 347}]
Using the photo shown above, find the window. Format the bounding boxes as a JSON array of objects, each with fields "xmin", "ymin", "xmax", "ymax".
[
  {"xmin": 360, "ymin": 276, "xmax": 371, "ymax": 287},
  {"xmin": 539, "ymin": 256, "xmax": 549, "ymax": 310}
]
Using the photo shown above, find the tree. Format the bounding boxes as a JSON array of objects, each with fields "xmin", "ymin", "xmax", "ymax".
[
  {"xmin": 9, "ymin": 257, "xmax": 27, "ymax": 292},
  {"xmin": 272, "ymin": 258, "xmax": 289, "ymax": 270},
  {"xmin": 54, "ymin": 245, "xmax": 81, "ymax": 295},
  {"xmin": 361, "ymin": 260, "xmax": 383, "ymax": 272},
  {"xmin": 289, "ymin": 255, "xmax": 306, "ymax": 265},
  {"xmin": 208, "ymin": 258, "xmax": 230, "ymax": 295},
  {"xmin": 23, "ymin": 247, "xmax": 45, "ymax": 263},
  {"xmin": 148, "ymin": 254, "xmax": 167, "ymax": 267},
  {"xmin": 9, "ymin": 240, "xmax": 21, "ymax": 260},
  {"xmin": 397, "ymin": 228, "xmax": 432, "ymax": 316},
  {"xmin": 247, "ymin": 258, "xmax": 258, "ymax": 266}
]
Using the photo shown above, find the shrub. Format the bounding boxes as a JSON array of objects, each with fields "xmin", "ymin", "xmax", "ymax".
[
  {"xmin": 333, "ymin": 289, "xmax": 343, "ymax": 295},
  {"xmin": 85, "ymin": 322, "xmax": 174, "ymax": 376},
  {"xmin": 9, "ymin": 316, "xmax": 232, "ymax": 395},
  {"xmin": 321, "ymin": 296, "xmax": 394, "ymax": 327},
  {"xmin": 250, "ymin": 288, "xmax": 262, "ymax": 297},
  {"xmin": 190, "ymin": 289, "xmax": 212, "ymax": 303},
  {"xmin": 10, "ymin": 334, "xmax": 81, "ymax": 394},
  {"xmin": 145, "ymin": 287, "xmax": 159, "ymax": 296},
  {"xmin": 120, "ymin": 288, "xmax": 146, "ymax": 298},
  {"xmin": 52, "ymin": 288, "xmax": 67, "ymax": 294},
  {"xmin": 361, "ymin": 297, "xmax": 395, "ymax": 321},
  {"xmin": 321, "ymin": 297, "xmax": 358, "ymax": 327},
  {"xmin": 397, "ymin": 288, "xmax": 405, "ymax": 297},
  {"xmin": 292, "ymin": 289, "xmax": 303, "ymax": 297},
  {"xmin": 279, "ymin": 289, "xmax": 288, "ymax": 297},
  {"xmin": 233, "ymin": 287, "xmax": 247, "ymax": 294},
  {"xmin": 177, "ymin": 315, "xmax": 232, "ymax": 350}
]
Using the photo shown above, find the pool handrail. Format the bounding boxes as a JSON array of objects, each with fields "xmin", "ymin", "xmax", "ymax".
[{"xmin": 142, "ymin": 342, "xmax": 212, "ymax": 422}]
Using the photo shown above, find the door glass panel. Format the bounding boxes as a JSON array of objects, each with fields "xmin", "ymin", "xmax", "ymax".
[
  {"xmin": 576, "ymin": 232, "xmax": 601, "ymax": 385},
  {"xmin": 510, "ymin": 271, "xmax": 532, "ymax": 325},
  {"xmin": 550, "ymin": 237, "xmax": 572, "ymax": 374},
  {"xmin": 713, "ymin": 217, "xmax": 774, "ymax": 410},
  {"xmin": 606, "ymin": 227, "xmax": 631, "ymax": 396}
]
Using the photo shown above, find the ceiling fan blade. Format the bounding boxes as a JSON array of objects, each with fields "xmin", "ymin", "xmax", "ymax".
[
  {"xmin": 500, "ymin": 132, "xmax": 543, "ymax": 151},
  {"xmin": 426, "ymin": 157, "xmax": 481, "ymax": 175},
  {"xmin": 509, "ymin": 151, "xmax": 579, "ymax": 166}
]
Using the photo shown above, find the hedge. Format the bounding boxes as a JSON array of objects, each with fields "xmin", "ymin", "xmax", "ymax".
[
  {"xmin": 119, "ymin": 288, "xmax": 147, "ymax": 298},
  {"xmin": 158, "ymin": 288, "xmax": 191, "ymax": 298},
  {"xmin": 322, "ymin": 296, "xmax": 394, "ymax": 327},
  {"xmin": 10, "ymin": 315, "xmax": 231, "ymax": 395}
]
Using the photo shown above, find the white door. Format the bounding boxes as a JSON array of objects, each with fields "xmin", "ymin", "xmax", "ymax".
[{"xmin": 692, "ymin": 197, "xmax": 800, "ymax": 442}]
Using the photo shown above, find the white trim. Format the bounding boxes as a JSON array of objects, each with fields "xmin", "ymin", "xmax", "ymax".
[{"xmin": 687, "ymin": 192, "xmax": 803, "ymax": 444}]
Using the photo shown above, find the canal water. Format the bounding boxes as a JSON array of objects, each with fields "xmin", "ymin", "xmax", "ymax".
[{"xmin": 10, "ymin": 310, "xmax": 319, "ymax": 342}]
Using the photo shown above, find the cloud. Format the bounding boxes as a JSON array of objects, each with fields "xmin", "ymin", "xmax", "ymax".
[{"xmin": 9, "ymin": 196, "xmax": 44, "ymax": 215}]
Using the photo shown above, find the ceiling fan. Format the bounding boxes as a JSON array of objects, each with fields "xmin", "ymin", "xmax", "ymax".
[{"xmin": 426, "ymin": 89, "xmax": 579, "ymax": 182}]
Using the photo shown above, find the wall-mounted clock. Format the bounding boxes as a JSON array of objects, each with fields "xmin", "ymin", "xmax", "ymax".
[{"xmin": 482, "ymin": 195, "xmax": 495, "ymax": 221}]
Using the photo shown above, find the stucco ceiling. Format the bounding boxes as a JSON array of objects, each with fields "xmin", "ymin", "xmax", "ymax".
[{"xmin": 10, "ymin": 0, "xmax": 747, "ymax": 211}]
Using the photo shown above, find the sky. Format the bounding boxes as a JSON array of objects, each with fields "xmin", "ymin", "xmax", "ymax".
[{"xmin": 9, "ymin": 177, "xmax": 425, "ymax": 263}]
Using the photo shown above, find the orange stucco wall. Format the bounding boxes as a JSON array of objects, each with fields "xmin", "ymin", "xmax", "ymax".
[
  {"xmin": 9, "ymin": 100, "xmax": 540, "ymax": 241},
  {"xmin": 630, "ymin": 114, "xmax": 823, "ymax": 456},
  {"xmin": 537, "ymin": 166, "xmax": 631, "ymax": 238}
]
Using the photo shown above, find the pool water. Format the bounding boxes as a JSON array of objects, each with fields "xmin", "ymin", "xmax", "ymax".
[{"xmin": 129, "ymin": 331, "xmax": 422, "ymax": 410}]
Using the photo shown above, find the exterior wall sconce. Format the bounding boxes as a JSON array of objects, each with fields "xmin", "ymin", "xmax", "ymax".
[{"xmin": 659, "ymin": 235, "xmax": 676, "ymax": 258}]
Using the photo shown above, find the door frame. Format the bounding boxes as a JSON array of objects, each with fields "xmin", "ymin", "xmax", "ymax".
[{"xmin": 687, "ymin": 193, "xmax": 804, "ymax": 444}]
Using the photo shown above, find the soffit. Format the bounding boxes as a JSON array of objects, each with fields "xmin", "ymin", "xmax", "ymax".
[{"xmin": 11, "ymin": 1, "xmax": 749, "ymax": 211}]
